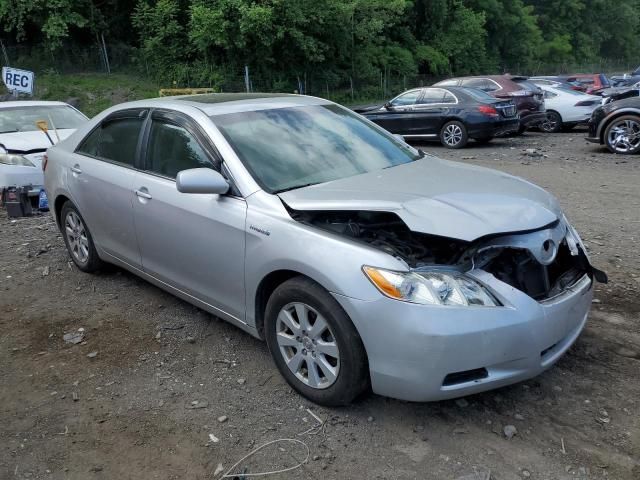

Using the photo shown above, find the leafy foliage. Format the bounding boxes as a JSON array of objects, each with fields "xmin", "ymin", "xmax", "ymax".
[{"xmin": 0, "ymin": 0, "xmax": 638, "ymax": 89}]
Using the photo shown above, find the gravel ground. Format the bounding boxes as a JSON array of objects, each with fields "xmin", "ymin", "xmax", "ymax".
[{"xmin": 1, "ymin": 128, "xmax": 639, "ymax": 480}]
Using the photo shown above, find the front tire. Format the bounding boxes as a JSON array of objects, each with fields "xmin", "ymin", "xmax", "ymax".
[
  {"xmin": 440, "ymin": 121, "xmax": 468, "ymax": 148},
  {"xmin": 540, "ymin": 111, "xmax": 562, "ymax": 133},
  {"xmin": 604, "ymin": 115, "xmax": 640, "ymax": 154},
  {"xmin": 264, "ymin": 277, "xmax": 369, "ymax": 406},
  {"xmin": 60, "ymin": 201, "xmax": 103, "ymax": 272}
]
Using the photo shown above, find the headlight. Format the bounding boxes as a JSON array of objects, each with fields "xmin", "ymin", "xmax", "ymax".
[
  {"xmin": 363, "ymin": 266, "xmax": 500, "ymax": 307},
  {"xmin": 0, "ymin": 153, "xmax": 36, "ymax": 167}
]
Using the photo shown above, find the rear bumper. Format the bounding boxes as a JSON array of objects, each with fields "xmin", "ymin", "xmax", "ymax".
[
  {"xmin": 334, "ymin": 270, "xmax": 593, "ymax": 402},
  {"xmin": 468, "ymin": 118, "xmax": 520, "ymax": 138}
]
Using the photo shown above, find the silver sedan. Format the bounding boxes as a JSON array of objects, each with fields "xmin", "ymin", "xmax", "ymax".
[{"xmin": 44, "ymin": 94, "xmax": 606, "ymax": 405}]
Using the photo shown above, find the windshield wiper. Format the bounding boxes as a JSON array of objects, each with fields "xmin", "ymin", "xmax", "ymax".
[
  {"xmin": 273, "ymin": 182, "xmax": 320, "ymax": 194},
  {"xmin": 0, "ymin": 130, "xmax": 19, "ymax": 134}
]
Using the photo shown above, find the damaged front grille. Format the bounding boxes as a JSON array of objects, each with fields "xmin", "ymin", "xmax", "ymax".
[{"xmin": 482, "ymin": 241, "xmax": 588, "ymax": 301}]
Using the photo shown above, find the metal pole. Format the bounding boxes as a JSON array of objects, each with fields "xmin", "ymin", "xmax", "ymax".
[
  {"xmin": 101, "ymin": 34, "xmax": 111, "ymax": 74},
  {"xmin": 244, "ymin": 66, "xmax": 250, "ymax": 93}
]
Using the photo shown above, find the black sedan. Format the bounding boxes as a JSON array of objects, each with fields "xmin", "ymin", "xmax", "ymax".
[
  {"xmin": 354, "ymin": 87, "xmax": 519, "ymax": 148},
  {"xmin": 586, "ymin": 96, "xmax": 640, "ymax": 154}
]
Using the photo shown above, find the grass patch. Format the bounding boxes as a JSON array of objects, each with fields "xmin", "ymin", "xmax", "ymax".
[{"xmin": 34, "ymin": 73, "xmax": 160, "ymax": 117}]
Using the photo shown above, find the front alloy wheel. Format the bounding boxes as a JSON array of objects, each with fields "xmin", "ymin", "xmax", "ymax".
[
  {"xmin": 264, "ymin": 277, "xmax": 369, "ymax": 406},
  {"xmin": 276, "ymin": 302, "xmax": 340, "ymax": 389},
  {"xmin": 604, "ymin": 115, "xmax": 640, "ymax": 154}
]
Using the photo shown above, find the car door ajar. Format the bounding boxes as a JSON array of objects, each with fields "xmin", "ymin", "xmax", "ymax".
[
  {"xmin": 68, "ymin": 109, "xmax": 146, "ymax": 268},
  {"xmin": 132, "ymin": 110, "xmax": 247, "ymax": 322}
]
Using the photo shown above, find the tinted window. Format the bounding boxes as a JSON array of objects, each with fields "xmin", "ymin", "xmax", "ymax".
[
  {"xmin": 77, "ymin": 117, "xmax": 144, "ymax": 166},
  {"xmin": 463, "ymin": 88, "xmax": 497, "ymax": 101},
  {"xmin": 390, "ymin": 90, "xmax": 421, "ymax": 106},
  {"xmin": 442, "ymin": 91, "xmax": 457, "ymax": 103},
  {"xmin": 513, "ymin": 79, "xmax": 540, "ymax": 92},
  {"xmin": 211, "ymin": 105, "xmax": 420, "ymax": 193},
  {"xmin": 418, "ymin": 89, "xmax": 446, "ymax": 104},
  {"xmin": 461, "ymin": 78, "xmax": 499, "ymax": 92},
  {"xmin": 146, "ymin": 121, "xmax": 212, "ymax": 178}
]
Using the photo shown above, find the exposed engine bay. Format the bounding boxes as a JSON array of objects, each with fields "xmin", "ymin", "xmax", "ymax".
[{"xmin": 289, "ymin": 208, "xmax": 607, "ymax": 301}]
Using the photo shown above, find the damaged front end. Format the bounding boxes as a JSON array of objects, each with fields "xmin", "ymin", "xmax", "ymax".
[{"xmin": 289, "ymin": 208, "xmax": 607, "ymax": 302}]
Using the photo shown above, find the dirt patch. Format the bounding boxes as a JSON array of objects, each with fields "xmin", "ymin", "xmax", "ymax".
[{"xmin": 1, "ymin": 128, "xmax": 639, "ymax": 479}]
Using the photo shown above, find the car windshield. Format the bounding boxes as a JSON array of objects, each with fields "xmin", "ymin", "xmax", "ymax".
[
  {"xmin": 0, "ymin": 105, "xmax": 87, "ymax": 134},
  {"xmin": 211, "ymin": 104, "xmax": 421, "ymax": 193},
  {"xmin": 462, "ymin": 88, "xmax": 496, "ymax": 101}
]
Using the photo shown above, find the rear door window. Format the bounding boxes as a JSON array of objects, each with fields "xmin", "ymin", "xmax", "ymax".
[
  {"xmin": 76, "ymin": 110, "xmax": 146, "ymax": 167},
  {"xmin": 418, "ymin": 89, "xmax": 446, "ymax": 104}
]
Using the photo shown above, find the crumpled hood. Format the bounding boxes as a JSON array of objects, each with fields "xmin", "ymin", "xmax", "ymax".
[
  {"xmin": 278, "ymin": 157, "xmax": 561, "ymax": 242},
  {"xmin": 0, "ymin": 129, "xmax": 75, "ymax": 152}
]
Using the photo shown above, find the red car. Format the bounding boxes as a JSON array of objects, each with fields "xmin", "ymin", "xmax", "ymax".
[
  {"xmin": 434, "ymin": 75, "xmax": 546, "ymax": 132},
  {"xmin": 564, "ymin": 74, "xmax": 611, "ymax": 95}
]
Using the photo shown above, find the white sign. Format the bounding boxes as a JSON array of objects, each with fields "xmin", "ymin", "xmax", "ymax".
[{"xmin": 2, "ymin": 67, "xmax": 35, "ymax": 95}]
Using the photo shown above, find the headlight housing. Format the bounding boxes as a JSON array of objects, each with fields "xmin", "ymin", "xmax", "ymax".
[
  {"xmin": 0, "ymin": 152, "xmax": 36, "ymax": 167},
  {"xmin": 363, "ymin": 266, "xmax": 500, "ymax": 307}
]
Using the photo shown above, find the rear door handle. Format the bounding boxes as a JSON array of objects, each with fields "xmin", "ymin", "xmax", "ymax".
[
  {"xmin": 70, "ymin": 165, "xmax": 82, "ymax": 174},
  {"xmin": 135, "ymin": 189, "xmax": 152, "ymax": 200}
]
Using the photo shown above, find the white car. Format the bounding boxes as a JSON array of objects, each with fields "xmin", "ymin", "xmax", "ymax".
[
  {"xmin": 0, "ymin": 101, "xmax": 88, "ymax": 198},
  {"xmin": 538, "ymin": 86, "xmax": 601, "ymax": 133}
]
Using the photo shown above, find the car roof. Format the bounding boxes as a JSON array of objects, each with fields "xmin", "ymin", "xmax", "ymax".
[
  {"xmin": 0, "ymin": 100, "xmax": 71, "ymax": 109},
  {"xmin": 115, "ymin": 93, "xmax": 333, "ymax": 116}
]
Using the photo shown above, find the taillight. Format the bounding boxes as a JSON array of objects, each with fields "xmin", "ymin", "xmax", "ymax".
[
  {"xmin": 575, "ymin": 100, "xmax": 597, "ymax": 107},
  {"xmin": 42, "ymin": 154, "xmax": 48, "ymax": 172},
  {"xmin": 478, "ymin": 105, "xmax": 499, "ymax": 116}
]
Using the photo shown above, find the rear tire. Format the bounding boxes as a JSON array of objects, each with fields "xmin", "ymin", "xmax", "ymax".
[
  {"xmin": 60, "ymin": 201, "xmax": 103, "ymax": 273},
  {"xmin": 604, "ymin": 115, "xmax": 640, "ymax": 154},
  {"xmin": 264, "ymin": 277, "xmax": 369, "ymax": 406},
  {"xmin": 440, "ymin": 121, "xmax": 468, "ymax": 149},
  {"xmin": 540, "ymin": 111, "xmax": 562, "ymax": 133}
]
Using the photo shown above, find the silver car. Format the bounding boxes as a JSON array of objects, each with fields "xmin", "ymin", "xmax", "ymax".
[{"xmin": 44, "ymin": 94, "xmax": 606, "ymax": 406}]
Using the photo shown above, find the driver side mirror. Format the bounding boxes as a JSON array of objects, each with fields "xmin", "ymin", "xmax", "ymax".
[
  {"xmin": 384, "ymin": 102, "xmax": 394, "ymax": 110},
  {"xmin": 176, "ymin": 168, "xmax": 229, "ymax": 195}
]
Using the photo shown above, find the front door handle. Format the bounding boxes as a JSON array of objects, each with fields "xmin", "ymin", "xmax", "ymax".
[
  {"xmin": 70, "ymin": 165, "xmax": 82, "ymax": 175},
  {"xmin": 135, "ymin": 189, "xmax": 152, "ymax": 200}
]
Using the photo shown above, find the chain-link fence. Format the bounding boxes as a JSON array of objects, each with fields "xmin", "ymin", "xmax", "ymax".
[{"xmin": 1, "ymin": 41, "xmax": 636, "ymax": 104}]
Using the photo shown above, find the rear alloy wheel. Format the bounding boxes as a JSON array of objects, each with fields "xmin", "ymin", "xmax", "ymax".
[
  {"xmin": 604, "ymin": 115, "xmax": 640, "ymax": 154},
  {"xmin": 540, "ymin": 111, "xmax": 563, "ymax": 133},
  {"xmin": 60, "ymin": 201, "xmax": 103, "ymax": 272},
  {"xmin": 440, "ymin": 121, "xmax": 468, "ymax": 149},
  {"xmin": 265, "ymin": 277, "xmax": 369, "ymax": 406}
]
